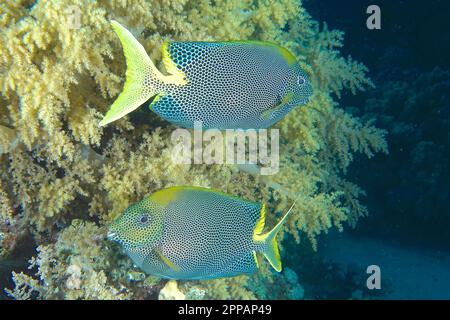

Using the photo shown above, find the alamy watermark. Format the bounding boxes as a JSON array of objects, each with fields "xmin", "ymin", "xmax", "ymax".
[
  {"xmin": 366, "ymin": 5, "xmax": 381, "ymax": 30},
  {"xmin": 171, "ymin": 121, "xmax": 279, "ymax": 175},
  {"xmin": 65, "ymin": 5, "xmax": 81, "ymax": 30},
  {"xmin": 366, "ymin": 265, "xmax": 381, "ymax": 290}
]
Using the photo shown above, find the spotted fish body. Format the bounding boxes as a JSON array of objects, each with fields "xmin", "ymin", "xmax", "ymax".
[
  {"xmin": 99, "ymin": 21, "xmax": 312, "ymax": 129},
  {"xmin": 107, "ymin": 186, "xmax": 295, "ymax": 280}
]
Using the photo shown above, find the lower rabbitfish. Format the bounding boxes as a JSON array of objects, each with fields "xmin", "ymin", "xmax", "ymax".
[{"xmin": 107, "ymin": 186, "xmax": 296, "ymax": 280}]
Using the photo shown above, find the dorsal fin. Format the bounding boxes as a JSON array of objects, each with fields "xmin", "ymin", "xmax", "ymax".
[
  {"xmin": 161, "ymin": 41, "xmax": 187, "ymax": 81},
  {"xmin": 253, "ymin": 202, "xmax": 266, "ymax": 238},
  {"xmin": 163, "ymin": 42, "xmax": 215, "ymax": 72}
]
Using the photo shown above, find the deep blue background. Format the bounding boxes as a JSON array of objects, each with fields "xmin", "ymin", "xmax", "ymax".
[{"xmin": 304, "ymin": 0, "xmax": 450, "ymax": 249}]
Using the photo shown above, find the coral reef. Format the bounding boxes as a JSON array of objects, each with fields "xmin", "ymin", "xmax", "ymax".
[
  {"xmin": 158, "ymin": 280, "xmax": 185, "ymax": 300},
  {"xmin": 5, "ymin": 220, "xmax": 130, "ymax": 299},
  {"xmin": 1, "ymin": 0, "xmax": 387, "ymax": 299}
]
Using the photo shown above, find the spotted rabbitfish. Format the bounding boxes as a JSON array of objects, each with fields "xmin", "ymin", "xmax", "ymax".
[
  {"xmin": 99, "ymin": 21, "xmax": 312, "ymax": 129},
  {"xmin": 107, "ymin": 186, "xmax": 296, "ymax": 280}
]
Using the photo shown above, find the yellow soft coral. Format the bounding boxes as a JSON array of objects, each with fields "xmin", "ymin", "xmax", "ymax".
[{"xmin": 6, "ymin": 220, "xmax": 131, "ymax": 300}]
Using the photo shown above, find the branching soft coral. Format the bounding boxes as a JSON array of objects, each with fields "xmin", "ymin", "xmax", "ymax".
[
  {"xmin": 6, "ymin": 220, "xmax": 131, "ymax": 300},
  {"xmin": 281, "ymin": 16, "xmax": 375, "ymax": 98}
]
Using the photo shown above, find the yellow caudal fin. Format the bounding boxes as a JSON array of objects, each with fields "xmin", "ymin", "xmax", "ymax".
[
  {"xmin": 99, "ymin": 21, "xmax": 187, "ymax": 127},
  {"xmin": 254, "ymin": 200, "xmax": 297, "ymax": 272},
  {"xmin": 100, "ymin": 21, "xmax": 156, "ymax": 126}
]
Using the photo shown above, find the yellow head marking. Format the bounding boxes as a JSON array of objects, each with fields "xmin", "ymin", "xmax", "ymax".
[
  {"xmin": 221, "ymin": 40, "xmax": 297, "ymax": 65},
  {"xmin": 149, "ymin": 187, "xmax": 181, "ymax": 207},
  {"xmin": 277, "ymin": 46, "xmax": 297, "ymax": 65}
]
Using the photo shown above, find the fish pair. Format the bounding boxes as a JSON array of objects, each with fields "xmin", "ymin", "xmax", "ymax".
[{"xmin": 104, "ymin": 21, "xmax": 308, "ymax": 280}]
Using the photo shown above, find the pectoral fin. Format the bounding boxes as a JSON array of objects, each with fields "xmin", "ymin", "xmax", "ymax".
[
  {"xmin": 261, "ymin": 93, "xmax": 294, "ymax": 120},
  {"xmin": 155, "ymin": 249, "xmax": 180, "ymax": 272}
]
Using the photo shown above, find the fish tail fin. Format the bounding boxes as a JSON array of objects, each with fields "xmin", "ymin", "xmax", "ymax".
[
  {"xmin": 255, "ymin": 200, "xmax": 297, "ymax": 272},
  {"xmin": 99, "ymin": 21, "xmax": 162, "ymax": 126}
]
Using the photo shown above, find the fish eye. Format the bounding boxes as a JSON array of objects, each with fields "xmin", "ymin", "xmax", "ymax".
[
  {"xmin": 297, "ymin": 75, "xmax": 306, "ymax": 86},
  {"xmin": 136, "ymin": 214, "xmax": 150, "ymax": 226}
]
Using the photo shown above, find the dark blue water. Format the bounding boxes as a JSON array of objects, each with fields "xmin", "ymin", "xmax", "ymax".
[{"xmin": 298, "ymin": 0, "xmax": 450, "ymax": 299}]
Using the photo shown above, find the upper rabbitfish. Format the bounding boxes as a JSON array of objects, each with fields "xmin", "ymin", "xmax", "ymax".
[
  {"xmin": 99, "ymin": 21, "xmax": 312, "ymax": 129},
  {"xmin": 107, "ymin": 186, "xmax": 296, "ymax": 280}
]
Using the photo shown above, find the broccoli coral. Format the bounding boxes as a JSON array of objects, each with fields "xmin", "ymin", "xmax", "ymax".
[
  {"xmin": 5, "ymin": 220, "xmax": 135, "ymax": 300},
  {"xmin": 1, "ymin": 0, "xmax": 387, "ymax": 299}
]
